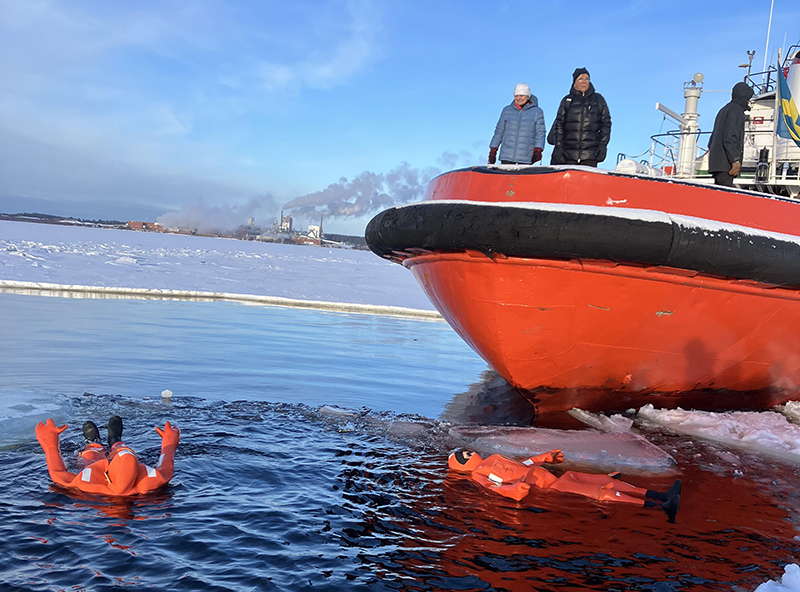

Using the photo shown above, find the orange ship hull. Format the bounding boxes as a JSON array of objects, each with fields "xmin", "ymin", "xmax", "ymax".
[
  {"xmin": 366, "ymin": 166, "xmax": 800, "ymax": 411},
  {"xmin": 407, "ymin": 253, "xmax": 800, "ymax": 412}
]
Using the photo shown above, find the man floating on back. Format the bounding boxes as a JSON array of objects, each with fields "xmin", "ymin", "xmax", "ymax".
[
  {"xmin": 36, "ymin": 415, "xmax": 180, "ymax": 496},
  {"xmin": 449, "ymin": 449, "xmax": 681, "ymax": 522}
]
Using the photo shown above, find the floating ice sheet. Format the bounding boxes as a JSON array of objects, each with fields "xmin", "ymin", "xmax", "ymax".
[
  {"xmin": 776, "ymin": 401, "xmax": 800, "ymax": 425},
  {"xmin": 448, "ymin": 425, "xmax": 675, "ymax": 472},
  {"xmin": 637, "ymin": 404, "xmax": 800, "ymax": 463},
  {"xmin": 567, "ymin": 408, "xmax": 634, "ymax": 433},
  {"xmin": 755, "ymin": 564, "xmax": 800, "ymax": 591},
  {"xmin": 0, "ymin": 388, "xmax": 67, "ymax": 446}
]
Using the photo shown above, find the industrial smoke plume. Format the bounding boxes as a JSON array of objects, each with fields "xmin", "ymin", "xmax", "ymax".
[
  {"xmin": 157, "ymin": 195, "xmax": 278, "ymax": 234},
  {"xmin": 156, "ymin": 151, "xmax": 475, "ymax": 233},
  {"xmin": 283, "ymin": 151, "xmax": 474, "ymax": 220},
  {"xmin": 282, "ymin": 162, "xmax": 440, "ymax": 219}
]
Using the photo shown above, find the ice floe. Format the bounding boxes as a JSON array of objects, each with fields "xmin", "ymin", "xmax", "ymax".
[
  {"xmin": 448, "ymin": 425, "xmax": 676, "ymax": 472},
  {"xmin": 637, "ymin": 404, "xmax": 800, "ymax": 463},
  {"xmin": 756, "ymin": 564, "xmax": 800, "ymax": 591}
]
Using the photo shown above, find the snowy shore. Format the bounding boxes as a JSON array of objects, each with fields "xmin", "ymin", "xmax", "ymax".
[{"xmin": 0, "ymin": 219, "xmax": 436, "ymax": 313}]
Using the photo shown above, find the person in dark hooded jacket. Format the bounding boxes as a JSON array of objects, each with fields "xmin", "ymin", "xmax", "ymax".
[
  {"xmin": 551, "ymin": 68, "xmax": 611, "ymax": 167},
  {"xmin": 707, "ymin": 81, "xmax": 755, "ymax": 187}
]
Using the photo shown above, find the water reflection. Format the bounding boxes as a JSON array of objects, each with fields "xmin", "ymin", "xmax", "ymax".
[
  {"xmin": 42, "ymin": 486, "xmax": 174, "ymax": 522},
  {"xmin": 335, "ymin": 444, "xmax": 800, "ymax": 591}
]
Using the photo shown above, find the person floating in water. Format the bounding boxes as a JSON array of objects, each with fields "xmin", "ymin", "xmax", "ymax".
[
  {"xmin": 35, "ymin": 415, "xmax": 180, "ymax": 496},
  {"xmin": 449, "ymin": 449, "xmax": 681, "ymax": 521}
]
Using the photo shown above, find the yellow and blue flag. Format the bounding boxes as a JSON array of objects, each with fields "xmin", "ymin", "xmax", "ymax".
[{"xmin": 777, "ymin": 65, "xmax": 800, "ymax": 148}]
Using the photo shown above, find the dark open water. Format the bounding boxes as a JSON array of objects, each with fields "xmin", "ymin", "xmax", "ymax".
[{"xmin": 1, "ymin": 292, "xmax": 799, "ymax": 591}]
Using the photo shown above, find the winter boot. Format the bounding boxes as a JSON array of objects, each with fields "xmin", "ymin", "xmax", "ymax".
[
  {"xmin": 82, "ymin": 421, "xmax": 102, "ymax": 444},
  {"xmin": 107, "ymin": 415, "xmax": 123, "ymax": 447},
  {"xmin": 645, "ymin": 479, "xmax": 681, "ymax": 502},
  {"xmin": 644, "ymin": 479, "xmax": 681, "ymax": 523}
]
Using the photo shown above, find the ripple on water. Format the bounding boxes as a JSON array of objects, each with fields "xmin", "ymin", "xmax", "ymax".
[{"xmin": 4, "ymin": 397, "xmax": 800, "ymax": 590}]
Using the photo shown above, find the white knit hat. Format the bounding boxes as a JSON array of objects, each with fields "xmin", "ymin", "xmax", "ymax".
[{"xmin": 514, "ymin": 83, "xmax": 531, "ymax": 97}]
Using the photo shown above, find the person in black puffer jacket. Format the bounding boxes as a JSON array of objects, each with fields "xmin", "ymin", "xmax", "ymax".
[
  {"xmin": 550, "ymin": 68, "xmax": 611, "ymax": 167},
  {"xmin": 707, "ymin": 81, "xmax": 754, "ymax": 187}
]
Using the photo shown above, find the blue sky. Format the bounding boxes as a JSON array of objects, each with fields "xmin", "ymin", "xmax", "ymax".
[{"xmin": 1, "ymin": 0, "xmax": 798, "ymax": 235}]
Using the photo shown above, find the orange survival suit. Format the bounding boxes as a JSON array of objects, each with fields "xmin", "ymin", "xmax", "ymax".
[
  {"xmin": 36, "ymin": 418, "xmax": 180, "ymax": 496},
  {"xmin": 448, "ymin": 449, "xmax": 679, "ymax": 510}
]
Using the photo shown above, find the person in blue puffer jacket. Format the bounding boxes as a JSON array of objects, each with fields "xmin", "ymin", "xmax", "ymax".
[{"xmin": 489, "ymin": 83, "xmax": 546, "ymax": 165}]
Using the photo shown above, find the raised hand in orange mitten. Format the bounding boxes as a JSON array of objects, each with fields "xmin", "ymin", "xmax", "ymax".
[
  {"xmin": 35, "ymin": 418, "xmax": 68, "ymax": 453},
  {"xmin": 155, "ymin": 421, "xmax": 180, "ymax": 448}
]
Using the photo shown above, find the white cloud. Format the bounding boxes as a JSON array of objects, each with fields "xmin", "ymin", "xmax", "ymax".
[
  {"xmin": 258, "ymin": 64, "xmax": 296, "ymax": 91},
  {"xmin": 255, "ymin": 0, "xmax": 383, "ymax": 91},
  {"xmin": 0, "ymin": 0, "xmax": 387, "ymax": 216}
]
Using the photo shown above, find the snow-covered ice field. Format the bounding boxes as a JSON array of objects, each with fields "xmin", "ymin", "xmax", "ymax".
[{"xmin": 0, "ymin": 219, "xmax": 436, "ymax": 313}]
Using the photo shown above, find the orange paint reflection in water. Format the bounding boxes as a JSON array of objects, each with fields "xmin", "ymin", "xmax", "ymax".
[{"xmin": 370, "ymin": 460, "xmax": 799, "ymax": 590}]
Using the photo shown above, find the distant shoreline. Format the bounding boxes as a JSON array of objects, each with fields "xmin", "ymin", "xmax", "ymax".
[{"xmin": 0, "ymin": 212, "xmax": 369, "ymax": 249}]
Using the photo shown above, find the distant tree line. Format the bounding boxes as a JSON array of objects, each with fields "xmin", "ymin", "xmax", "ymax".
[
  {"xmin": 0, "ymin": 212, "xmax": 127, "ymax": 227},
  {"xmin": 325, "ymin": 233, "xmax": 368, "ymax": 249}
]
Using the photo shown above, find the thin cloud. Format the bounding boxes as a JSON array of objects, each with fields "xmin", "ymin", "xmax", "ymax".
[{"xmin": 256, "ymin": 0, "xmax": 383, "ymax": 91}]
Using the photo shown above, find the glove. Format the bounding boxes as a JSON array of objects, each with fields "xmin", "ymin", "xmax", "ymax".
[
  {"xmin": 597, "ymin": 145, "xmax": 607, "ymax": 163},
  {"xmin": 542, "ymin": 449, "xmax": 564, "ymax": 464},
  {"xmin": 35, "ymin": 418, "xmax": 68, "ymax": 451},
  {"xmin": 155, "ymin": 421, "xmax": 180, "ymax": 448},
  {"xmin": 526, "ymin": 449, "xmax": 564, "ymax": 465},
  {"xmin": 488, "ymin": 147, "xmax": 498, "ymax": 165},
  {"xmin": 729, "ymin": 161, "xmax": 741, "ymax": 176},
  {"xmin": 532, "ymin": 147, "xmax": 543, "ymax": 163}
]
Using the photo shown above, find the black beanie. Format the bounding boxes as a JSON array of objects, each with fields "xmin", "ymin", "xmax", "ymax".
[
  {"xmin": 454, "ymin": 450, "xmax": 471, "ymax": 465},
  {"xmin": 572, "ymin": 67, "xmax": 590, "ymax": 82}
]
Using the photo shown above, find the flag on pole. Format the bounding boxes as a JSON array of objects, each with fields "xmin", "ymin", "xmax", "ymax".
[{"xmin": 777, "ymin": 64, "xmax": 800, "ymax": 148}]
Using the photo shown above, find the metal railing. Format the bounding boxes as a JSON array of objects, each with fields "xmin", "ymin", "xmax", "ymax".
[
  {"xmin": 743, "ymin": 44, "xmax": 799, "ymax": 95},
  {"xmin": 619, "ymin": 128, "xmax": 800, "ymax": 184},
  {"xmin": 617, "ymin": 130, "xmax": 711, "ymax": 177}
]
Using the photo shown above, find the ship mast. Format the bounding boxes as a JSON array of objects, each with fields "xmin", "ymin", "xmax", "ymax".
[{"xmin": 656, "ymin": 72, "xmax": 704, "ymax": 178}]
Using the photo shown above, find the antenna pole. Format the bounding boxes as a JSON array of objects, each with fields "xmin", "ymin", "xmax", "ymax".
[
  {"xmin": 771, "ymin": 47, "xmax": 781, "ymax": 185},
  {"xmin": 762, "ymin": 0, "xmax": 775, "ymax": 83}
]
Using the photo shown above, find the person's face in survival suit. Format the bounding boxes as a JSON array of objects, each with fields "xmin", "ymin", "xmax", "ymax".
[{"xmin": 448, "ymin": 450, "xmax": 483, "ymax": 472}]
